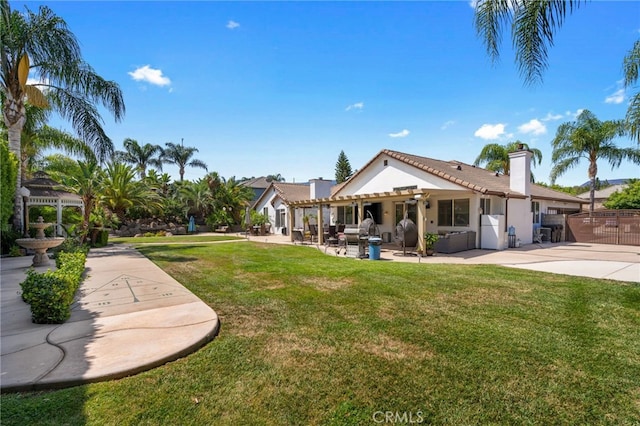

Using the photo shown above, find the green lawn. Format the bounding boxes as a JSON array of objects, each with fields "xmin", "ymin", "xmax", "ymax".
[
  {"xmin": 2, "ymin": 242, "xmax": 639, "ymax": 425},
  {"xmin": 110, "ymin": 234, "xmax": 243, "ymax": 244}
]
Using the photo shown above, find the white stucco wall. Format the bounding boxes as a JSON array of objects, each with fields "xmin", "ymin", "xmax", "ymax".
[
  {"xmin": 507, "ymin": 198, "xmax": 533, "ymax": 244},
  {"xmin": 343, "ymin": 156, "xmax": 462, "ymax": 196}
]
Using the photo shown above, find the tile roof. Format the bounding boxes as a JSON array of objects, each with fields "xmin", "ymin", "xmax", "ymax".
[
  {"xmin": 343, "ymin": 149, "xmax": 586, "ymax": 203},
  {"xmin": 240, "ymin": 176, "xmax": 271, "ymax": 189},
  {"xmin": 271, "ymin": 182, "xmax": 311, "ymax": 203},
  {"xmin": 577, "ymin": 184, "xmax": 628, "ymax": 200}
]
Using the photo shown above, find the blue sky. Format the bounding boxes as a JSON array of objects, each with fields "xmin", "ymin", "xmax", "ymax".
[{"xmin": 15, "ymin": 1, "xmax": 640, "ymax": 186}]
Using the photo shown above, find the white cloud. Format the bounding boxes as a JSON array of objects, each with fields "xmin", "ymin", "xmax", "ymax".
[
  {"xmin": 441, "ymin": 120, "xmax": 455, "ymax": 130},
  {"xmin": 389, "ymin": 129, "xmax": 410, "ymax": 138},
  {"xmin": 541, "ymin": 112, "xmax": 563, "ymax": 121},
  {"xmin": 474, "ymin": 123, "xmax": 506, "ymax": 140},
  {"xmin": 227, "ymin": 20, "xmax": 240, "ymax": 29},
  {"xmin": 518, "ymin": 119, "xmax": 546, "ymax": 135},
  {"xmin": 345, "ymin": 102, "xmax": 364, "ymax": 111},
  {"xmin": 605, "ymin": 88, "xmax": 625, "ymax": 104},
  {"xmin": 128, "ymin": 65, "xmax": 171, "ymax": 87}
]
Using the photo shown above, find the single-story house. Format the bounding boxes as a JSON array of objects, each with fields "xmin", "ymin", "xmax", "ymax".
[
  {"xmin": 287, "ymin": 148, "xmax": 587, "ymax": 250},
  {"xmin": 577, "ymin": 183, "xmax": 628, "ymax": 210},
  {"xmin": 253, "ymin": 179, "xmax": 334, "ymax": 235},
  {"xmin": 240, "ymin": 176, "xmax": 273, "ymax": 207}
]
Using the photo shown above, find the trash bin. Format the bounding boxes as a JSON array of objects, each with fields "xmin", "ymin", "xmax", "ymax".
[
  {"xmin": 507, "ymin": 225, "xmax": 516, "ymax": 248},
  {"xmin": 281, "ymin": 227, "xmax": 287, "ymax": 236},
  {"xmin": 368, "ymin": 237, "xmax": 382, "ymax": 260}
]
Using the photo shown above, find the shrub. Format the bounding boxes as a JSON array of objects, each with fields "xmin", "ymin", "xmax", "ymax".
[
  {"xmin": 92, "ymin": 229, "xmax": 109, "ymax": 247},
  {"xmin": 21, "ymin": 251, "xmax": 87, "ymax": 324},
  {"xmin": 8, "ymin": 245, "xmax": 23, "ymax": 257},
  {"xmin": 0, "ymin": 226, "xmax": 21, "ymax": 255}
]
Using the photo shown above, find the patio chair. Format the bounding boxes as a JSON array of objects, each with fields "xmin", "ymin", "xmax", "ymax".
[
  {"xmin": 308, "ymin": 224, "xmax": 318, "ymax": 243},
  {"xmin": 292, "ymin": 229, "xmax": 305, "ymax": 245},
  {"xmin": 533, "ymin": 228, "xmax": 543, "ymax": 243}
]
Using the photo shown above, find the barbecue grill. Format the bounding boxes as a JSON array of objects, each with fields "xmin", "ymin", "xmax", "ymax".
[{"xmin": 343, "ymin": 214, "xmax": 380, "ymax": 258}]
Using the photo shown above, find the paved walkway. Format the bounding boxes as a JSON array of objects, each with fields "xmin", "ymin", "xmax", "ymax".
[
  {"xmin": 1, "ymin": 237, "xmax": 637, "ymax": 392},
  {"xmin": 1, "ymin": 245, "xmax": 219, "ymax": 392}
]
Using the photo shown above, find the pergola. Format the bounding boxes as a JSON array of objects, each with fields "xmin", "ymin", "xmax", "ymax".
[
  {"xmin": 21, "ymin": 171, "xmax": 84, "ymax": 236},
  {"xmin": 288, "ymin": 188, "xmax": 432, "ymax": 247}
]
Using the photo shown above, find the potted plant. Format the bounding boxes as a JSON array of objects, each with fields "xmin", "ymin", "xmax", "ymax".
[{"xmin": 424, "ymin": 232, "xmax": 440, "ymax": 256}]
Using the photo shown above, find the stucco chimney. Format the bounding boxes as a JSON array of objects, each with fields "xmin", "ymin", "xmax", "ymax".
[
  {"xmin": 310, "ymin": 178, "xmax": 332, "ymax": 199},
  {"xmin": 508, "ymin": 147, "xmax": 532, "ymax": 196}
]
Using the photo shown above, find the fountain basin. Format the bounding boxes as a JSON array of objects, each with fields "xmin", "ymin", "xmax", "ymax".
[
  {"xmin": 16, "ymin": 238, "xmax": 64, "ymax": 266},
  {"xmin": 16, "ymin": 217, "xmax": 65, "ymax": 267}
]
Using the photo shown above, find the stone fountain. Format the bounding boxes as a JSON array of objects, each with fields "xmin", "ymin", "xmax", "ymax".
[{"xmin": 16, "ymin": 216, "xmax": 64, "ymax": 266}]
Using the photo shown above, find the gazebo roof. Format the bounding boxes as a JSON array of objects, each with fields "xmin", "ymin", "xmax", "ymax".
[{"xmin": 23, "ymin": 171, "xmax": 82, "ymax": 202}]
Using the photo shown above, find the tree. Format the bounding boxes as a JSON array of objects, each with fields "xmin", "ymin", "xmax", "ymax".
[
  {"xmin": 13, "ymin": 102, "xmax": 96, "ymax": 181},
  {"xmin": 56, "ymin": 159, "xmax": 103, "ymax": 241},
  {"xmin": 335, "ymin": 150, "xmax": 353, "ymax": 184},
  {"xmin": 265, "ymin": 173, "xmax": 285, "ymax": 182},
  {"xmin": 0, "ymin": 137, "xmax": 17, "ymax": 230},
  {"xmin": 115, "ymin": 138, "xmax": 163, "ymax": 179},
  {"xmin": 603, "ymin": 179, "xmax": 640, "ymax": 209},
  {"xmin": 550, "ymin": 110, "xmax": 640, "ymax": 212},
  {"xmin": 474, "ymin": 0, "xmax": 639, "ymax": 143},
  {"xmin": 624, "ymin": 40, "xmax": 640, "ymax": 143},
  {"xmin": 99, "ymin": 162, "xmax": 160, "ymax": 223},
  {"xmin": 473, "ymin": 141, "xmax": 542, "ymax": 178},
  {"xmin": 161, "ymin": 140, "xmax": 207, "ymax": 181},
  {"xmin": 1, "ymin": 1, "xmax": 125, "ymax": 232}
]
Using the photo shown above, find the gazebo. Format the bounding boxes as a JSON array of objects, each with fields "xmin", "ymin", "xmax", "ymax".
[{"xmin": 21, "ymin": 171, "xmax": 84, "ymax": 236}]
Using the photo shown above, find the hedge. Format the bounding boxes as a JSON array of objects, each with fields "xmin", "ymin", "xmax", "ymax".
[{"xmin": 21, "ymin": 251, "xmax": 87, "ymax": 324}]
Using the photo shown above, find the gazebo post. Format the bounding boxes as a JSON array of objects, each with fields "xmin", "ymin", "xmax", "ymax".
[
  {"xmin": 19, "ymin": 187, "xmax": 31, "ymax": 237},
  {"xmin": 57, "ymin": 199, "xmax": 63, "ymax": 236}
]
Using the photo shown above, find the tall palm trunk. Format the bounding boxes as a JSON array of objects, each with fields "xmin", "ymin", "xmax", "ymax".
[
  {"xmin": 3, "ymin": 92, "xmax": 26, "ymax": 231},
  {"xmin": 588, "ymin": 157, "xmax": 598, "ymax": 214}
]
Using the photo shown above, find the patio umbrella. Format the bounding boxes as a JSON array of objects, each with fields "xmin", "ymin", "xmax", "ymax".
[
  {"xmin": 188, "ymin": 216, "xmax": 196, "ymax": 233},
  {"xmin": 245, "ymin": 207, "xmax": 251, "ymax": 227}
]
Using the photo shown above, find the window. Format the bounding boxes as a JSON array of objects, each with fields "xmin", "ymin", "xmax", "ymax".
[
  {"xmin": 275, "ymin": 208, "xmax": 286, "ymax": 228},
  {"xmin": 438, "ymin": 198, "xmax": 470, "ymax": 227},
  {"xmin": 363, "ymin": 203, "xmax": 382, "ymax": 223},
  {"xmin": 531, "ymin": 201, "xmax": 540, "ymax": 224},
  {"xmin": 263, "ymin": 207, "xmax": 268, "ymax": 217},
  {"xmin": 395, "ymin": 202, "xmax": 417, "ymax": 225},
  {"xmin": 337, "ymin": 205, "xmax": 357, "ymax": 225},
  {"xmin": 480, "ymin": 198, "xmax": 491, "ymax": 215},
  {"xmin": 454, "ymin": 199, "xmax": 469, "ymax": 226}
]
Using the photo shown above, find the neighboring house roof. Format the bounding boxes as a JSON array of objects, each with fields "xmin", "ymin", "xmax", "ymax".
[
  {"xmin": 253, "ymin": 182, "xmax": 313, "ymax": 209},
  {"xmin": 577, "ymin": 184, "xmax": 628, "ymax": 200},
  {"xmin": 240, "ymin": 176, "xmax": 272, "ymax": 189},
  {"xmin": 329, "ymin": 149, "xmax": 586, "ymax": 204},
  {"xmin": 580, "ymin": 178, "xmax": 630, "ymax": 187},
  {"xmin": 271, "ymin": 182, "xmax": 312, "ymax": 203}
]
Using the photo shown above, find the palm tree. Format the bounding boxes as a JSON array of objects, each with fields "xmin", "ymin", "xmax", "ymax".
[
  {"xmin": 161, "ymin": 140, "xmax": 208, "ymax": 181},
  {"xmin": 265, "ymin": 173, "xmax": 285, "ymax": 182},
  {"xmin": 550, "ymin": 110, "xmax": 640, "ymax": 212},
  {"xmin": 179, "ymin": 179, "xmax": 214, "ymax": 221},
  {"xmin": 99, "ymin": 163, "xmax": 160, "ymax": 223},
  {"xmin": 474, "ymin": 0, "xmax": 638, "ymax": 143},
  {"xmin": 16, "ymin": 103, "xmax": 96, "ymax": 181},
  {"xmin": 115, "ymin": 138, "xmax": 163, "ymax": 179},
  {"xmin": 1, "ymin": 1, "xmax": 125, "ymax": 231},
  {"xmin": 624, "ymin": 40, "xmax": 640, "ymax": 143},
  {"xmin": 57, "ymin": 159, "xmax": 103, "ymax": 241},
  {"xmin": 474, "ymin": 141, "xmax": 542, "ymax": 178}
]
